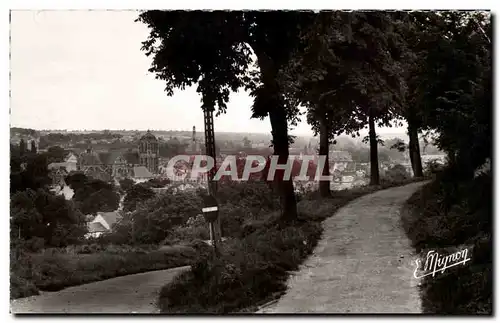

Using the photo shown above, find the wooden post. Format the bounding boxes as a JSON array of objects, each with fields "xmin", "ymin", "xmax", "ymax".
[{"xmin": 203, "ymin": 102, "xmax": 222, "ymax": 257}]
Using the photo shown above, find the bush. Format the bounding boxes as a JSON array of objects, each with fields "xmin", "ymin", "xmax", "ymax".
[
  {"xmin": 384, "ymin": 164, "xmax": 410, "ymax": 182},
  {"xmin": 401, "ymin": 172, "xmax": 492, "ymax": 314},
  {"xmin": 158, "ymin": 220, "xmax": 321, "ymax": 313},
  {"xmin": 424, "ymin": 159, "xmax": 445, "ymax": 177},
  {"xmin": 10, "ymin": 275, "xmax": 39, "ymax": 300},
  {"xmin": 167, "ymin": 225, "xmax": 210, "ymax": 244}
]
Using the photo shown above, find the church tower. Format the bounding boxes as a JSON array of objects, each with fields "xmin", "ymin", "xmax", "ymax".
[
  {"xmin": 190, "ymin": 126, "xmax": 201, "ymax": 153},
  {"xmin": 139, "ymin": 130, "xmax": 159, "ymax": 174}
]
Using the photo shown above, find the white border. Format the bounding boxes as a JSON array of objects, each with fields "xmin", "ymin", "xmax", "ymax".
[{"xmin": 2, "ymin": 1, "xmax": 498, "ymax": 323}]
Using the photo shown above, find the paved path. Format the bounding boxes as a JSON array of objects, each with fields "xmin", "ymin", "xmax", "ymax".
[
  {"xmin": 259, "ymin": 182, "xmax": 427, "ymax": 314},
  {"xmin": 10, "ymin": 266, "xmax": 190, "ymax": 314}
]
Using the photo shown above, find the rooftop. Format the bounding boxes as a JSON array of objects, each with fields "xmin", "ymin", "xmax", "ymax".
[{"xmin": 140, "ymin": 130, "xmax": 158, "ymax": 142}]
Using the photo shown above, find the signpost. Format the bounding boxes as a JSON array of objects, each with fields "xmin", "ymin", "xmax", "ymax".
[
  {"xmin": 202, "ymin": 195, "xmax": 219, "ymax": 222},
  {"xmin": 202, "ymin": 194, "xmax": 220, "ymax": 256},
  {"xmin": 202, "ymin": 102, "xmax": 221, "ymax": 257}
]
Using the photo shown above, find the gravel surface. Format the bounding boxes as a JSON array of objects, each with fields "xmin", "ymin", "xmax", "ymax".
[
  {"xmin": 10, "ymin": 266, "xmax": 191, "ymax": 314},
  {"xmin": 258, "ymin": 182, "xmax": 428, "ymax": 313}
]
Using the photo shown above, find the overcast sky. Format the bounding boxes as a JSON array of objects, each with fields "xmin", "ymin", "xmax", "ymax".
[{"xmin": 10, "ymin": 10, "xmax": 406, "ymax": 137}]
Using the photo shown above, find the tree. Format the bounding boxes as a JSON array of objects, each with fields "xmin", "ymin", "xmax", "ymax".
[
  {"xmin": 386, "ymin": 11, "xmax": 491, "ymax": 183},
  {"xmin": 30, "ymin": 140, "xmax": 37, "ymax": 154},
  {"xmin": 137, "ymin": 10, "xmax": 317, "ymax": 222},
  {"xmin": 114, "ymin": 190, "xmax": 203, "ymax": 244},
  {"xmin": 123, "ymin": 184, "xmax": 156, "ymax": 213},
  {"xmin": 388, "ymin": 11, "xmax": 440, "ymax": 178},
  {"xmin": 10, "ymin": 152, "xmax": 51, "ymax": 194},
  {"xmin": 19, "ymin": 139, "xmax": 26, "ymax": 156},
  {"xmin": 65, "ymin": 172, "xmax": 89, "ymax": 191},
  {"xmin": 385, "ymin": 164, "xmax": 410, "ymax": 182},
  {"xmin": 280, "ymin": 11, "xmax": 404, "ymax": 187},
  {"xmin": 119, "ymin": 178, "xmax": 135, "ymax": 192},
  {"xmin": 67, "ymin": 174, "xmax": 120, "ymax": 215},
  {"xmin": 10, "ymin": 189, "xmax": 87, "ymax": 247},
  {"xmin": 45, "ymin": 146, "xmax": 67, "ymax": 163}
]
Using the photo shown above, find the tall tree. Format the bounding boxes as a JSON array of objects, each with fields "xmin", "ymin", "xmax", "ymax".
[
  {"xmin": 30, "ymin": 140, "xmax": 37, "ymax": 154},
  {"xmin": 415, "ymin": 11, "xmax": 491, "ymax": 180},
  {"xmin": 280, "ymin": 11, "xmax": 404, "ymax": 187},
  {"xmin": 389, "ymin": 11, "xmax": 441, "ymax": 178},
  {"xmin": 11, "ymin": 189, "xmax": 87, "ymax": 246},
  {"xmin": 19, "ymin": 139, "xmax": 26, "ymax": 156},
  {"xmin": 137, "ymin": 11, "xmax": 316, "ymax": 221}
]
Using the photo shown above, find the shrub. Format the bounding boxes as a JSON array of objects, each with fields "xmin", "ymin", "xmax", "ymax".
[
  {"xmin": 158, "ymin": 220, "xmax": 321, "ymax": 313},
  {"xmin": 401, "ymin": 172, "xmax": 492, "ymax": 314},
  {"xmin": 424, "ymin": 159, "xmax": 445, "ymax": 177},
  {"xmin": 384, "ymin": 164, "xmax": 410, "ymax": 182},
  {"xmin": 10, "ymin": 275, "xmax": 39, "ymax": 300},
  {"xmin": 167, "ymin": 225, "xmax": 210, "ymax": 244}
]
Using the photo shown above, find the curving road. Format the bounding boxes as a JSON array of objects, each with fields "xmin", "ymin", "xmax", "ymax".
[
  {"xmin": 10, "ymin": 266, "xmax": 190, "ymax": 314},
  {"xmin": 259, "ymin": 182, "xmax": 428, "ymax": 313}
]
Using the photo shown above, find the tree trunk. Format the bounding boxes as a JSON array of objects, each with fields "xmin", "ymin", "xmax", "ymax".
[
  {"xmin": 408, "ymin": 122, "xmax": 424, "ymax": 178},
  {"xmin": 268, "ymin": 101, "xmax": 298, "ymax": 222},
  {"xmin": 254, "ymin": 48, "xmax": 297, "ymax": 222},
  {"xmin": 368, "ymin": 110, "xmax": 380, "ymax": 186},
  {"xmin": 318, "ymin": 112, "xmax": 331, "ymax": 197}
]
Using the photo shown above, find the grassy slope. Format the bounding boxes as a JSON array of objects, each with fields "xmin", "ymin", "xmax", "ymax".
[
  {"xmin": 401, "ymin": 175, "xmax": 492, "ymax": 314},
  {"xmin": 10, "ymin": 243, "xmax": 211, "ymax": 300}
]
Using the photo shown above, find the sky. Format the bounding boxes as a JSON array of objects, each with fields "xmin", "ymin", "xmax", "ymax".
[{"xmin": 10, "ymin": 10, "xmax": 407, "ymax": 137}]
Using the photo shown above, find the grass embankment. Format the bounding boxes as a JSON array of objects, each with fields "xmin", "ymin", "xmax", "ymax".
[
  {"xmin": 158, "ymin": 178, "xmax": 425, "ymax": 313},
  {"xmin": 401, "ymin": 173, "xmax": 492, "ymax": 314},
  {"xmin": 10, "ymin": 242, "xmax": 211, "ymax": 300}
]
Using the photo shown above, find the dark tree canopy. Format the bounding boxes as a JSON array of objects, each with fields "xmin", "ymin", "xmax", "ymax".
[{"xmin": 137, "ymin": 10, "xmax": 317, "ymax": 220}]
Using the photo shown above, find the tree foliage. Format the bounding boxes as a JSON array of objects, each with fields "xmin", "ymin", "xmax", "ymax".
[
  {"xmin": 10, "ymin": 189, "xmax": 87, "ymax": 247},
  {"xmin": 414, "ymin": 12, "xmax": 491, "ymax": 178},
  {"xmin": 114, "ymin": 190, "xmax": 203, "ymax": 244},
  {"xmin": 10, "ymin": 149, "xmax": 51, "ymax": 194},
  {"xmin": 66, "ymin": 172, "xmax": 120, "ymax": 215},
  {"xmin": 122, "ymin": 184, "xmax": 156, "ymax": 213},
  {"xmin": 138, "ymin": 10, "xmax": 317, "ymax": 220}
]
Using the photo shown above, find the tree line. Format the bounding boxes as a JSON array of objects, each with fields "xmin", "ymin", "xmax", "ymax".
[{"xmin": 137, "ymin": 11, "xmax": 491, "ymax": 222}]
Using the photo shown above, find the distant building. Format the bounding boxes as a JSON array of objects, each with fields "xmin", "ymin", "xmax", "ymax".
[
  {"xmin": 48, "ymin": 152, "xmax": 78, "ymax": 174},
  {"xmin": 77, "ymin": 146, "xmax": 141, "ymax": 181},
  {"xmin": 139, "ymin": 130, "xmax": 159, "ymax": 174},
  {"xmin": 186, "ymin": 126, "xmax": 202, "ymax": 154},
  {"xmin": 132, "ymin": 166, "xmax": 155, "ymax": 182},
  {"xmin": 50, "ymin": 184, "xmax": 74, "ymax": 200},
  {"xmin": 421, "ymin": 154, "xmax": 447, "ymax": 165},
  {"xmin": 11, "ymin": 134, "xmax": 40, "ymax": 151},
  {"xmin": 48, "ymin": 167, "xmax": 68, "ymax": 186},
  {"xmin": 329, "ymin": 150, "xmax": 353, "ymax": 172},
  {"xmin": 92, "ymin": 211, "xmax": 121, "ymax": 230},
  {"xmin": 85, "ymin": 211, "xmax": 121, "ymax": 239},
  {"xmin": 86, "ymin": 222, "xmax": 108, "ymax": 239}
]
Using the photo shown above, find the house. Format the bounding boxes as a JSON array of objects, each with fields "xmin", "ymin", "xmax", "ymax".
[
  {"xmin": 65, "ymin": 152, "xmax": 78, "ymax": 171},
  {"xmin": 132, "ymin": 166, "xmax": 155, "ymax": 183},
  {"xmin": 329, "ymin": 150, "xmax": 353, "ymax": 172},
  {"xmin": 91, "ymin": 211, "xmax": 121, "ymax": 231},
  {"xmin": 47, "ymin": 152, "xmax": 79, "ymax": 175},
  {"xmin": 85, "ymin": 222, "xmax": 108, "ymax": 239},
  {"xmin": 50, "ymin": 184, "xmax": 74, "ymax": 200},
  {"xmin": 47, "ymin": 165, "xmax": 68, "ymax": 186}
]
